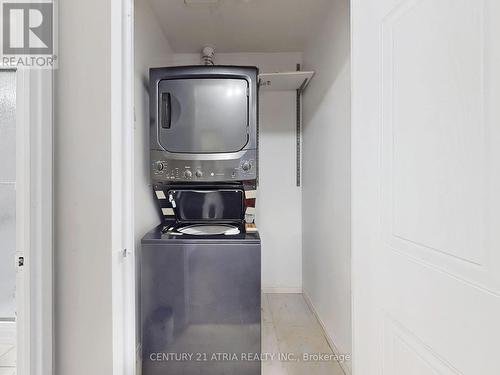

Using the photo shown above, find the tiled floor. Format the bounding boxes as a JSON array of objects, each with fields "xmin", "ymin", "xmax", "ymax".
[
  {"xmin": 0, "ymin": 295, "xmax": 343, "ymax": 375},
  {"xmin": 0, "ymin": 344, "xmax": 15, "ymax": 375},
  {"xmin": 262, "ymin": 293, "xmax": 346, "ymax": 375}
]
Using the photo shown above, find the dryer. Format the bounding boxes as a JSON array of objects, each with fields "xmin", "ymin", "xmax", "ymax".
[{"xmin": 149, "ymin": 65, "xmax": 259, "ymax": 184}]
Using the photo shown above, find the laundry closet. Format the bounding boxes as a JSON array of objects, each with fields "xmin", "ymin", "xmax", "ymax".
[{"xmin": 133, "ymin": 0, "xmax": 351, "ymax": 374}]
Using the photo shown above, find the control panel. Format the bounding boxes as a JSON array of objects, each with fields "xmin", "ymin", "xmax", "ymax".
[{"xmin": 151, "ymin": 150, "xmax": 257, "ymax": 183}]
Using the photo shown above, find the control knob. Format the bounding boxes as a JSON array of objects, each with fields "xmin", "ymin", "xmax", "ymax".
[
  {"xmin": 184, "ymin": 170, "xmax": 192, "ymax": 178},
  {"xmin": 195, "ymin": 170, "xmax": 203, "ymax": 178},
  {"xmin": 155, "ymin": 161, "xmax": 164, "ymax": 171},
  {"xmin": 242, "ymin": 161, "xmax": 252, "ymax": 171}
]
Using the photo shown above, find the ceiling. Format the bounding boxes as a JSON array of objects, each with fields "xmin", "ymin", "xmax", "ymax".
[{"xmin": 146, "ymin": 0, "xmax": 332, "ymax": 53}]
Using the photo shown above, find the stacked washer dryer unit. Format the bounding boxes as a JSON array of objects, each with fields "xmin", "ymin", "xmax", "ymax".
[{"xmin": 140, "ymin": 65, "xmax": 261, "ymax": 375}]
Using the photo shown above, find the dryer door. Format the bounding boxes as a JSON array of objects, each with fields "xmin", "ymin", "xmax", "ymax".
[{"xmin": 157, "ymin": 78, "xmax": 249, "ymax": 153}]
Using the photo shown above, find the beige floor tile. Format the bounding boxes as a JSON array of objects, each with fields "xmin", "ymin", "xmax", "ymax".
[
  {"xmin": 262, "ymin": 357, "xmax": 288, "ymax": 375},
  {"xmin": 261, "ymin": 321, "xmax": 289, "ymax": 374},
  {"xmin": 275, "ymin": 324, "xmax": 332, "ymax": 356},
  {"xmin": 267, "ymin": 294, "xmax": 320, "ymax": 331},
  {"xmin": 261, "ymin": 323, "xmax": 280, "ymax": 354},
  {"xmin": 285, "ymin": 360, "xmax": 344, "ymax": 375},
  {"xmin": 264, "ymin": 293, "xmax": 347, "ymax": 375},
  {"xmin": 261, "ymin": 294, "xmax": 273, "ymax": 324}
]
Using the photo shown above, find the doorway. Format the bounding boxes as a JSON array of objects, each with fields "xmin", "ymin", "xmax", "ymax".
[
  {"xmin": 128, "ymin": 0, "xmax": 352, "ymax": 374},
  {"xmin": 0, "ymin": 69, "xmax": 17, "ymax": 375}
]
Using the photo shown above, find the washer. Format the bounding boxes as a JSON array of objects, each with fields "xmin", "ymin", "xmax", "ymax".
[{"xmin": 140, "ymin": 226, "xmax": 261, "ymax": 375}]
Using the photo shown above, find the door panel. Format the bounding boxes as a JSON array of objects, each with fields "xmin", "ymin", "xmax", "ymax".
[
  {"xmin": 385, "ymin": 0, "xmax": 486, "ymax": 265},
  {"xmin": 352, "ymin": 0, "xmax": 500, "ymax": 374}
]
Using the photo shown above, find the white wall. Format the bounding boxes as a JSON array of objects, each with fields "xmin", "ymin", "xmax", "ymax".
[
  {"xmin": 134, "ymin": 0, "xmax": 173, "ymax": 254},
  {"xmin": 55, "ymin": 0, "xmax": 113, "ymax": 373},
  {"xmin": 134, "ymin": 0, "xmax": 176, "ymax": 358},
  {"xmin": 172, "ymin": 52, "xmax": 303, "ymax": 290},
  {"xmin": 302, "ymin": 0, "xmax": 352, "ymax": 368}
]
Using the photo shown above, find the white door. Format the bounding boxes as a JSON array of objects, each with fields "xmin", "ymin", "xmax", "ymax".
[
  {"xmin": 352, "ymin": 0, "xmax": 500, "ymax": 374},
  {"xmin": 0, "ymin": 67, "xmax": 54, "ymax": 375}
]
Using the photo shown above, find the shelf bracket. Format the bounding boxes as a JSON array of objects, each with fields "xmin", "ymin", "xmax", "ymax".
[{"xmin": 296, "ymin": 64, "xmax": 302, "ymax": 187}]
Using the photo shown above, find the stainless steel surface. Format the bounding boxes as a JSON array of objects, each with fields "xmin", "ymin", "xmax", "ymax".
[
  {"xmin": 151, "ymin": 149, "xmax": 257, "ymax": 183},
  {"xmin": 140, "ymin": 230, "xmax": 261, "ymax": 375}
]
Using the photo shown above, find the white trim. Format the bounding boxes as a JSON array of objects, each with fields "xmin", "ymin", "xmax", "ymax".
[
  {"xmin": 303, "ymin": 291, "xmax": 352, "ymax": 375},
  {"xmin": 29, "ymin": 68, "xmax": 54, "ymax": 375},
  {"xmin": 16, "ymin": 68, "xmax": 31, "ymax": 375},
  {"xmin": 111, "ymin": 0, "xmax": 135, "ymax": 374},
  {"xmin": 14, "ymin": 67, "xmax": 54, "ymax": 375},
  {"xmin": 262, "ymin": 287, "xmax": 302, "ymax": 294}
]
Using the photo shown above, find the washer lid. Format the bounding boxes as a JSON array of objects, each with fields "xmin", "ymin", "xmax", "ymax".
[
  {"xmin": 168, "ymin": 189, "xmax": 245, "ymax": 222},
  {"xmin": 177, "ymin": 224, "xmax": 240, "ymax": 236}
]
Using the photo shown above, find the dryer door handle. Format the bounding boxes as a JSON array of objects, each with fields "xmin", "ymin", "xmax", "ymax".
[{"xmin": 161, "ymin": 92, "xmax": 172, "ymax": 129}]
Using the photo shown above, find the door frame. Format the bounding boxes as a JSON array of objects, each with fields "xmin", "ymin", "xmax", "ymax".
[
  {"xmin": 12, "ymin": 67, "xmax": 54, "ymax": 375},
  {"xmin": 110, "ymin": 0, "xmax": 136, "ymax": 374}
]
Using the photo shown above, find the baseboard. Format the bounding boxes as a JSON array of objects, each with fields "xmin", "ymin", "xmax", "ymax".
[
  {"xmin": 261, "ymin": 287, "xmax": 302, "ymax": 294},
  {"xmin": 302, "ymin": 291, "xmax": 352, "ymax": 375},
  {"xmin": 0, "ymin": 321, "xmax": 16, "ymax": 345}
]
